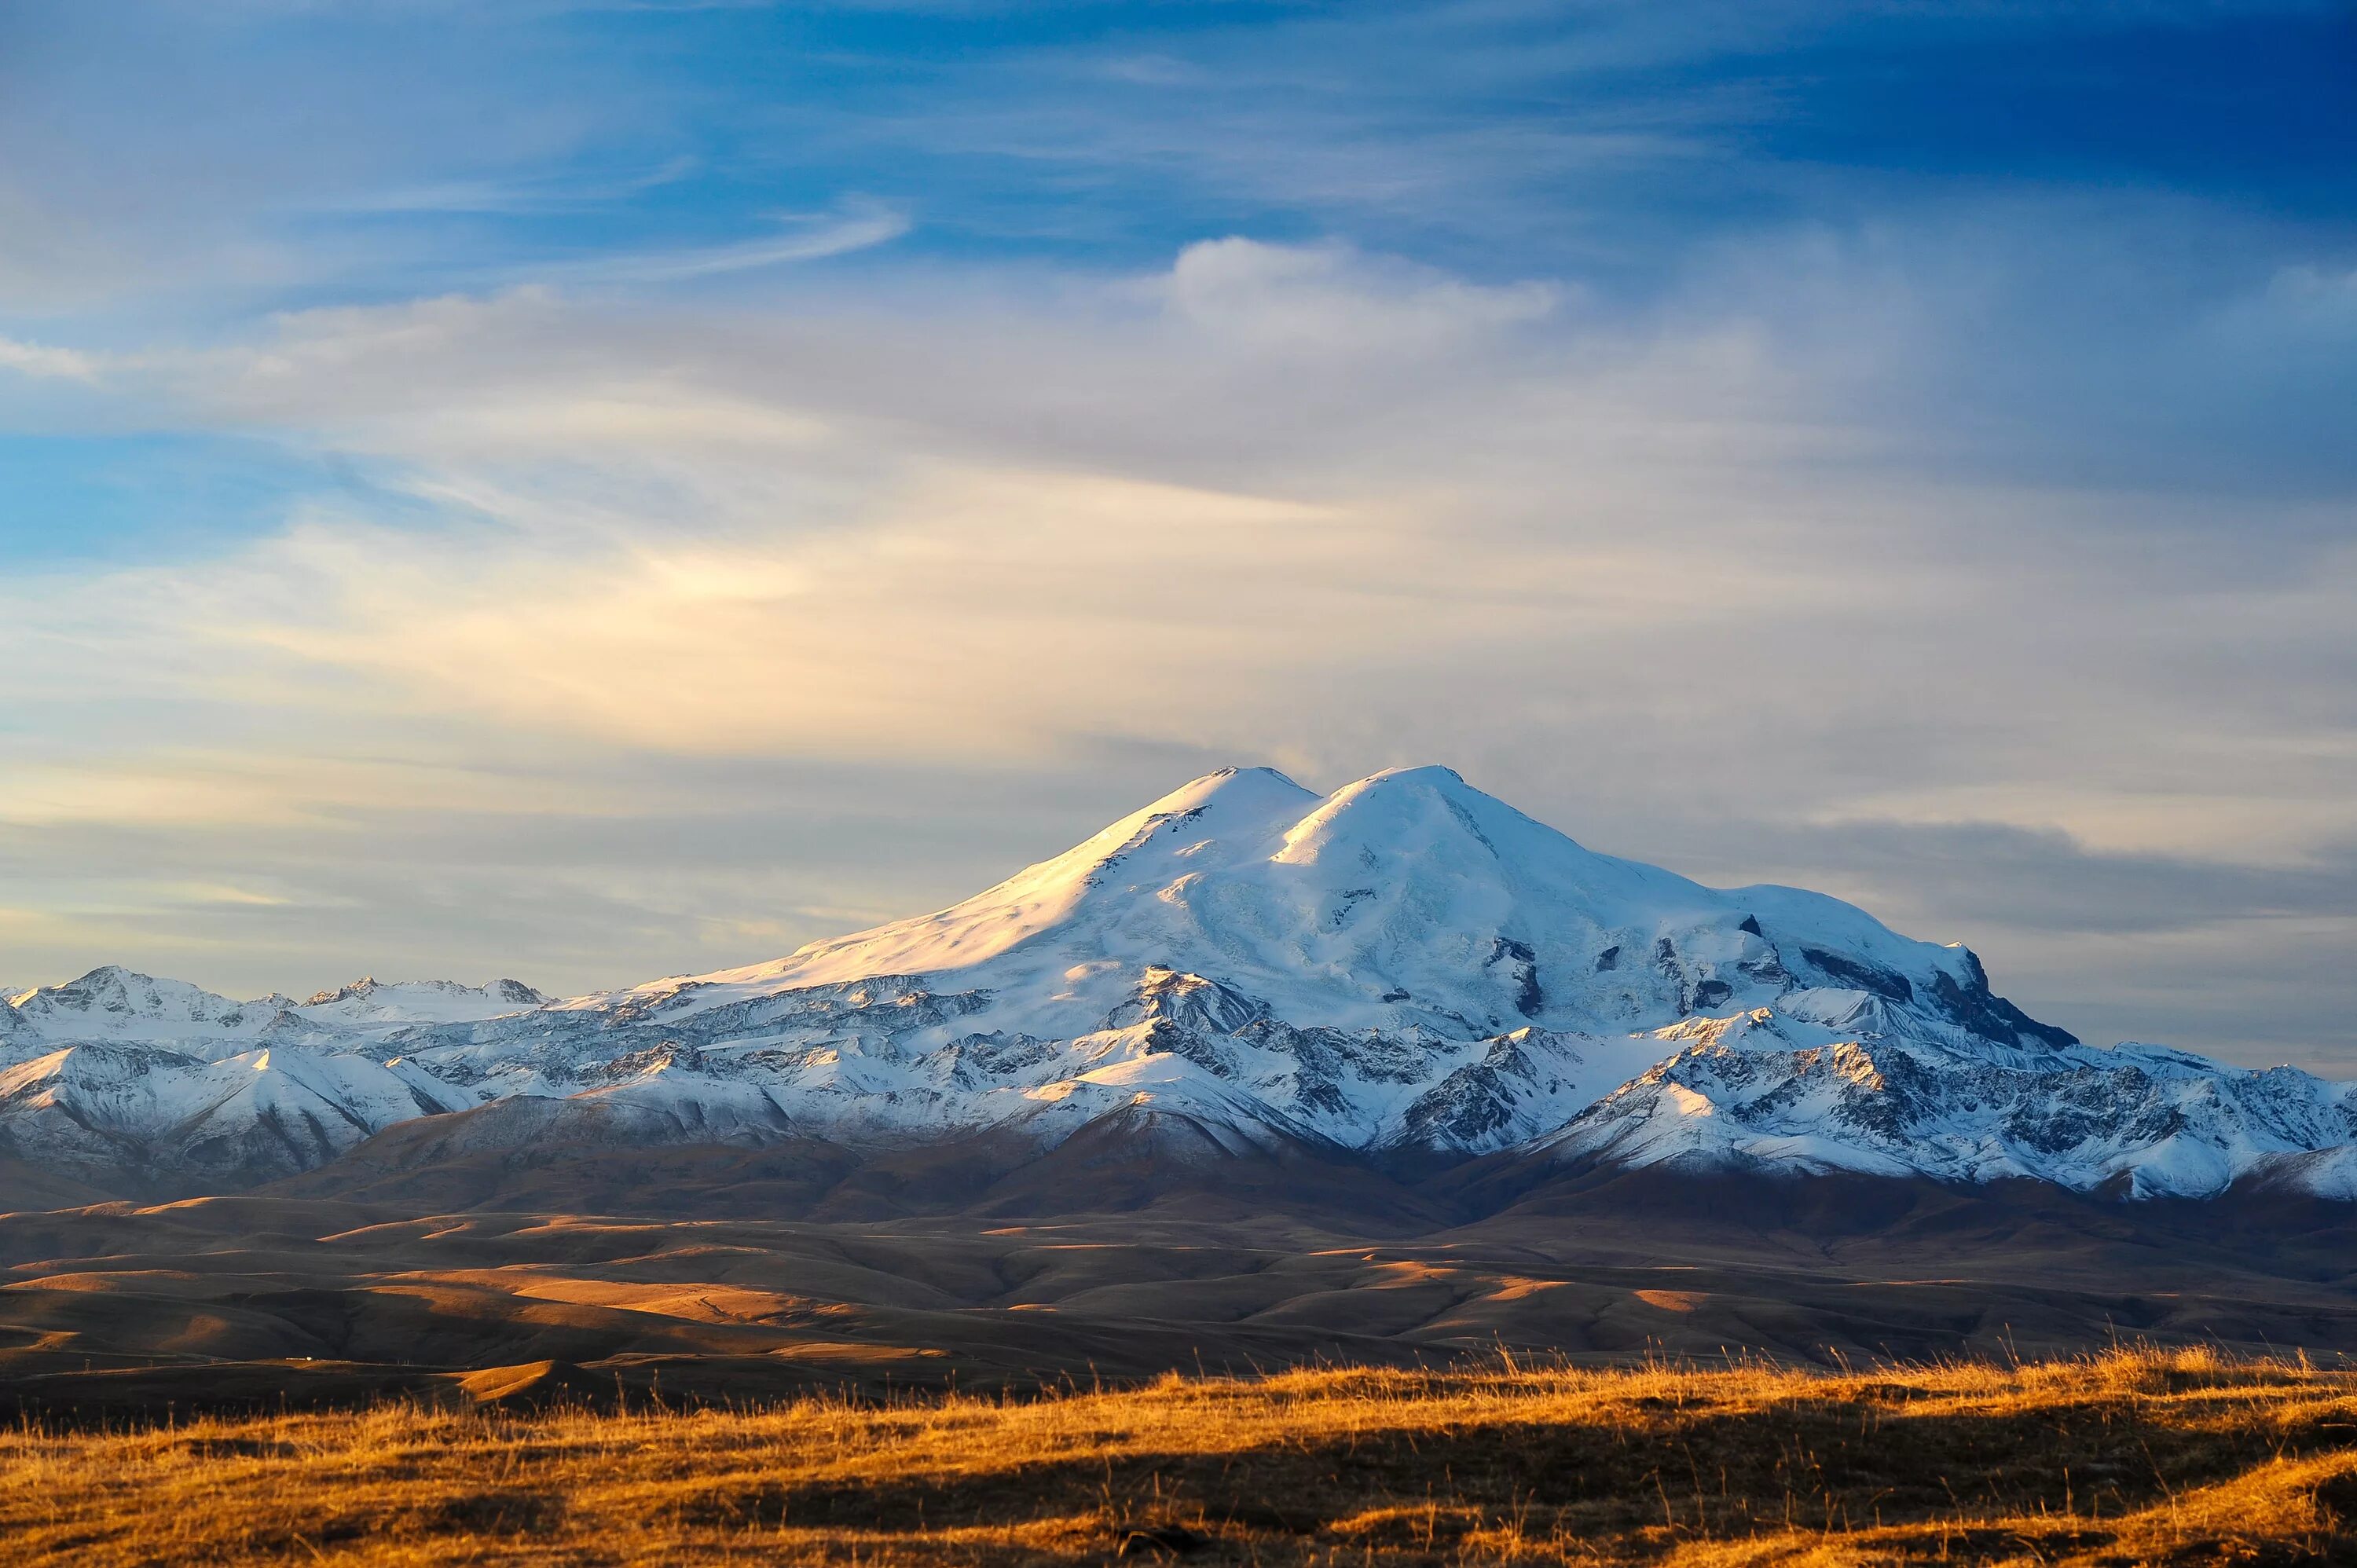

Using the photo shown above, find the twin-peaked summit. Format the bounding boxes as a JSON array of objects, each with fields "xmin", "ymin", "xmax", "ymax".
[
  {"xmin": 4, "ymin": 766, "xmax": 2352, "ymax": 1203},
  {"xmin": 660, "ymin": 765, "xmax": 2058, "ymax": 1055}
]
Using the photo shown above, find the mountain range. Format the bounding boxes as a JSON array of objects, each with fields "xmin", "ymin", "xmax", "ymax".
[{"xmin": 7, "ymin": 765, "xmax": 2353, "ymax": 1209}]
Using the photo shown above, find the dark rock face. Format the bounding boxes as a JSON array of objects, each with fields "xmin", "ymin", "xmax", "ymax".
[
  {"xmin": 1105, "ymin": 969, "xmax": 1267, "ymax": 1037},
  {"xmin": 1736, "ymin": 945, "xmax": 1792, "ymax": 989},
  {"xmin": 1930, "ymin": 960, "xmax": 2078, "ymax": 1050},
  {"xmin": 1801, "ymin": 948, "xmax": 1915, "ymax": 1005},
  {"xmin": 1401, "ymin": 1053, "xmax": 1525, "ymax": 1147},
  {"xmin": 1653, "ymin": 937, "xmax": 1688, "ymax": 1010},
  {"xmin": 1486, "ymin": 938, "xmax": 1544, "ymax": 1018},
  {"xmin": 1107, "ymin": 971, "xmax": 1271, "ymax": 1079}
]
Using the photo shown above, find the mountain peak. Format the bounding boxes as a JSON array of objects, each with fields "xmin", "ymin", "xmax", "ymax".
[
  {"xmin": 7, "ymin": 966, "xmax": 266, "ymax": 1039},
  {"xmin": 296, "ymin": 977, "xmax": 553, "ymax": 1022},
  {"xmin": 4, "ymin": 765, "xmax": 2339, "ymax": 1203},
  {"xmin": 1274, "ymin": 764, "xmax": 1509, "ymax": 868},
  {"xmin": 45, "ymin": 965, "xmax": 227, "ymax": 1004},
  {"xmin": 1363, "ymin": 763, "xmax": 1468, "ymax": 789},
  {"xmin": 715, "ymin": 763, "xmax": 1953, "ymax": 1043},
  {"xmin": 1136, "ymin": 764, "xmax": 1317, "ymax": 819}
]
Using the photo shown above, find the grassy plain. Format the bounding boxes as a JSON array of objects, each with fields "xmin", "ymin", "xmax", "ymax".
[{"xmin": 5, "ymin": 1347, "xmax": 2355, "ymax": 1565}]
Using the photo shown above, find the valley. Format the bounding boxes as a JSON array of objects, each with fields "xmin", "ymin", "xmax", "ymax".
[{"xmin": 5, "ymin": 1174, "xmax": 2357, "ymax": 1421}]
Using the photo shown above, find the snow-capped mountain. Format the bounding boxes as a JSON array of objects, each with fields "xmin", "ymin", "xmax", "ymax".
[
  {"xmin": 0, "ymin": 969, "xmax": 540, "ymax": 1186},
  {"xmin": 8, "ymin": 966, "xmax": 287, "ymax": 1044},
  {"xmin": 3, "ymin": 968, "xmax": 546, "ymax": 1043},
  {"xmin": 297, "ymin": 976, "xmax": 551, "ymax": 1028},
  {"xmin": 3, "ymin": 765, "xmax": 2351, "ymax": 1202}
]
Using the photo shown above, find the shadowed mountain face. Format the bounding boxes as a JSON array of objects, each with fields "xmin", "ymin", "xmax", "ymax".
[{"xmin": 3, "ymin": 765, "xmax": 2353, "ymax": 1207}]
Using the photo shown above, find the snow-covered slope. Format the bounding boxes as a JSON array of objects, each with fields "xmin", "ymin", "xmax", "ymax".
[
  {"xmin": 0, "ymin": 967, "xmax": 535, "ymax": 1189},
  {"xmin": 1, "ymin": 966, "xmax": 544, "ymax": 1050},
  {"xmin": 0, "ymin": 1042, "xmax": 476, "ymax": 1187},
  {"xmin": 7, "ymin": 966, "xmax": 289, "ymax": 1046},
  {"xmin": 4, "ymin": 766, "xmax": 2350, "ymax": 1200},
  {"xmin": 296, "ymin": 976, "xmax": 551, "ymax": 1028},
  {"xmin": 618, "ymin": 765, "xmax": 2033, "ymax": 1043},
  {"xmin": 1525, "ymin": 1006, "xmax": 2357, "ymax": 1199}
]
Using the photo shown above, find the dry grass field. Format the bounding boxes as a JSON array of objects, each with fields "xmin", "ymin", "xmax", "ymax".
[{"xmin": 5, "ymin": 1347, "xmax": 2356, "ymax": 1565}]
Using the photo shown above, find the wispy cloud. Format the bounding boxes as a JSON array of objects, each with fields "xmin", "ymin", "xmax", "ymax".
[
  {"xmin": 550, "ymin": 200, "xmax": 912, "ymax": 284},
  {"xmin": 317, "ymin": 155, "xmax": 704, "ymax": 217}
]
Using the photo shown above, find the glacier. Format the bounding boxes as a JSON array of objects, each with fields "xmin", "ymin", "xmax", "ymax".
[{"xmin": 2, "ymin": 764, "xmax": 2350, "ymax": 1201}]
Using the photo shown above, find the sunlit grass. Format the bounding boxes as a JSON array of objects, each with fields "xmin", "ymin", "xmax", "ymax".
[{"xmin": 5, "ymin": 1346, "xmax": 2355, "ymax": 1563}]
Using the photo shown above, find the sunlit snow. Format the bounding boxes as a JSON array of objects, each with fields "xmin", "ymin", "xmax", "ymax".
[{"xmin": 3, "ymin": 767, "xmax": 2350, "ymax": 1198}]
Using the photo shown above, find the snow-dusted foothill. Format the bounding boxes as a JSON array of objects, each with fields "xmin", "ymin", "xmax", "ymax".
[
  {"xmin": 3, "ymin": 766, "xmax": 2350, "ymax": 1200},
  {"xmin": 0, "ymin": 969, "xmax": 533, "ymax": 1186}
]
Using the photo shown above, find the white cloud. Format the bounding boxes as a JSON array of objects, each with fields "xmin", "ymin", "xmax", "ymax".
[
  {"xmin": 0, "ymin": 336, "xmax": 99, "ymax": 382},
  {"xmin": 3, "ymin": 233, "xmax": 2355, "ymax": 1062},
  {"xmin": 1160, "ymin": 237, "xmax": 1560, "ymax": 350}
]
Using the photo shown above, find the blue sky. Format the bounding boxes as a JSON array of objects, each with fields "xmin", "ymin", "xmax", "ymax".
[{"xmin": 3, "ymin": 2, "xmax": 2355, "ymax": 1065}]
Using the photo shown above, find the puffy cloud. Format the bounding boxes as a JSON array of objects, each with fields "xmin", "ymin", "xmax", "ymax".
[
  {"xmin": 0, "ymin": 336, "xmax": 98, "ymax": 381},
  {"xmin": 1160, "ymin": 237, "xmax": 1560, "ymax": 350}
]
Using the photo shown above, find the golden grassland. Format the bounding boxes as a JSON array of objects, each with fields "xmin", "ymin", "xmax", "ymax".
[{"xmin": 5, "ymin": 1347, "xmax": 2357, "ymax": 1564}]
